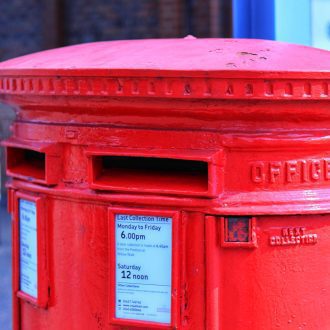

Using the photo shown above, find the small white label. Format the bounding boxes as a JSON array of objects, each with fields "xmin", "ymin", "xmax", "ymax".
[
  {"xmin": 19, "ymin": 199, "xmax": 38, "ymax": 298},
  {"xmin": 115, "ymin": 214, "xmax": 172, "ymax": 324}
]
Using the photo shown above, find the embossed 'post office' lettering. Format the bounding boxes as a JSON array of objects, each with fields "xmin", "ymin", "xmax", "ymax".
[{"xmin": 251, "ymin": 159, "xmax": 330, "ymax": 184}]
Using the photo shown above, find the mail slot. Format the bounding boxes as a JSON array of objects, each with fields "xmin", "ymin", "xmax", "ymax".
[
  {"xmin": 0, "ymin": 38, "xmax": 330, "ymax": 329},
  {"xmin": 87, "ymin": 148, "xmax": 222, "ymax": 197},
  {"xmin": 3, "ymin": 138, "xmax": 61, "ymax": 185}
]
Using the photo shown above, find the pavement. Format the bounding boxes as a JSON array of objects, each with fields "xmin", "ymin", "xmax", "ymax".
[{"xmin": 0, "ymin": 205, "xmax": 12, "ymax": 330}]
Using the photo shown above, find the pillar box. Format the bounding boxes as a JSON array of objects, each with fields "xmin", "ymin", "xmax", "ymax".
[{"xmin": 0, "ymin": 38, "xmax": 330, "ymax": 330}]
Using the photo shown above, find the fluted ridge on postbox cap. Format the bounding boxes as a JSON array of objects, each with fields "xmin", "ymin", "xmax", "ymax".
[{"xmin": 0, "ymin": 38, "xmax": 329, "ymax": 100}]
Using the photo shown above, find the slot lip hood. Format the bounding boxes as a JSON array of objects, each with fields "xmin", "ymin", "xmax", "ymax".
[
  {"xmin": 2, "ymin": 138, "xmax": 62, "ymax": 185},
  {"xmin": 86, "ymin": 147, "xmax": 224, "ymax": 198}
]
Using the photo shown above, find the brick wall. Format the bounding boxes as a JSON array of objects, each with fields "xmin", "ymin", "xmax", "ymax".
[
  {"xmin": 0, "ymin": 0, "xmax": 44, "ymax": 61},
  {"xmin": 189, "ymin": 0, "xmax": 211, "ymax": 37},
  {"xmin": 0, "ymin": 0, "xmax": 232, "ymax": 60},
  {"xmin": 63, "ymin": 0, "xmax": 160, "ymax": 44},
  {"xmin": 159, "ymin": 0, "xmax": 185, "ymax": 38}
]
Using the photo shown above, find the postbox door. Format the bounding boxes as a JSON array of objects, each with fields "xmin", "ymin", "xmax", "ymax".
[{"xmin": 205, "ymin": 215, "xmax": 330, "ymax": 330}]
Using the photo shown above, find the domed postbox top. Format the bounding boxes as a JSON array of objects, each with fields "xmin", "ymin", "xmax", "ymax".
[
  {"xmin": 0, "ymin": 38, "xmax": 329, "ymax": 75},
  {"xmin": 0, "ymin": 38, "xmax": 329, "ymax": 101}
]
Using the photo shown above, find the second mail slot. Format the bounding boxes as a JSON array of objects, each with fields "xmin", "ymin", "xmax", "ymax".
[{"xmin": 87, "ymin": 149, "xmax": 223, "ymax": 197}]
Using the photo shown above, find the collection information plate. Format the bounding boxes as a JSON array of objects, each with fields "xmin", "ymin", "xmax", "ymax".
[
  {"xmin": 115, "ymin": 214, "xmax": 172, "ymax": 324},
  {"xmin": 19, "ymin": 199, "xmax": 38, "ymax": 298}
]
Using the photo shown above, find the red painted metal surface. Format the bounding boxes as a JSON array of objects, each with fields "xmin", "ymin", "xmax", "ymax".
[{"xmin": 0, "ymin": 38, "xmax": 330, "ymax": 329}]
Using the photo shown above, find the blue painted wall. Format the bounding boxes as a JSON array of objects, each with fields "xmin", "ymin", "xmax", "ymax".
[
  {"xmin": 275, "ymin": 0, "xmax": 311, "ymax": 45},
  {"xmin": 233, "ymin": 0, "xmax": 275, "ymax": 40},
  {"xmin": 233, "ymin": 0, "xmax": 313, "ymax": 46}
]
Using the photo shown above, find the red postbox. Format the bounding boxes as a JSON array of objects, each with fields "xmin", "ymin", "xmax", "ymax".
[{"xmin": 0, "ymin": 38, "xmax": 330, "ymax": 330}]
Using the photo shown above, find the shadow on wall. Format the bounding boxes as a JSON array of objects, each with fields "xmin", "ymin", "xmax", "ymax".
[{"xmin": 0, "ymin": 104, "xmax": 15, "ymax": 205}]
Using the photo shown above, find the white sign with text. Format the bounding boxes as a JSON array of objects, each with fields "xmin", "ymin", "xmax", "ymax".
[
  {"xmin": 115, "ymin": 214, "xmax": 172, "ymax": 324},
  {"xmin": 19, "ymin": 199, "xmax": 38, "ymax": 298}
]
